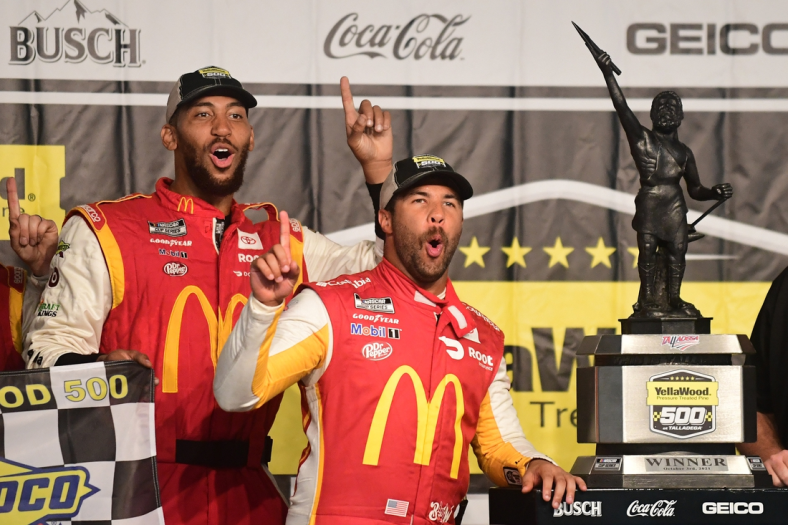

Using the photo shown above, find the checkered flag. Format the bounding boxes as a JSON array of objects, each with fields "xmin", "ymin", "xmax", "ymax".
[{"xmin": 0, "ymin": 361, "xmax": 162, "ymax": 525}]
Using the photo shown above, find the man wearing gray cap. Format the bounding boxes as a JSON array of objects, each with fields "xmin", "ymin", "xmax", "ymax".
[
  {"xmin": 214, "ymin": 155, "xmax": 584, "ymax": 524},
  {"xmin": 24, "ymin": 66, "xmax": 392, "ymax": 525}
]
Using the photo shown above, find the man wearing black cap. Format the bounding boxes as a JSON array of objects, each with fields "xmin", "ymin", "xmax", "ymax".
[
  {"xmin": 214, "ymin": 155, "xmax": 585, "ymax": 524},
  {"xmin": 25, "ymin": 66, "xmax": 393, "ymax": 525}
]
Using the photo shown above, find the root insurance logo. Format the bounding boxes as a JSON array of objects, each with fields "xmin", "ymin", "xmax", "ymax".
[{"xmin": 10, "ymin": 0, "xmax": 140, "ymax": 67}]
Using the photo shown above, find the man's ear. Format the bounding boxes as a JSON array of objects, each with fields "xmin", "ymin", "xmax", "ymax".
[
  {"xmin": 379, "ymin": 209, "xmax": 393, "ymax": 235},
  {"xmin": 161, "ymin": 124, "xmax": 177, "ymax": 151},
  {"xmin": 249, "ymin": 125, "xmax": 255, "ymax": 152}
]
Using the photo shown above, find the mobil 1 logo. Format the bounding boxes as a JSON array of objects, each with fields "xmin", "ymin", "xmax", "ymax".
[{"xmin": 647, "ymin": 369, "xmax": 719, "ymax": 439}]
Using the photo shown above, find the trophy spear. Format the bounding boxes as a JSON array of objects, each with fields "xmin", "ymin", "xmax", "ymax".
[{"xmin": 572, "ymin": 21, "xmax": 622, "ymax": 75}]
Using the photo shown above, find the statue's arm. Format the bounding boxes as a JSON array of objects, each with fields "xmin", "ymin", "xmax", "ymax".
[
  {"xmin": 595, "ymin": 53, "xmax": 645, "ymax": 145},
  {"xmin": 684, "ymin": 148, "xmax": 733, "ymax": 201}
]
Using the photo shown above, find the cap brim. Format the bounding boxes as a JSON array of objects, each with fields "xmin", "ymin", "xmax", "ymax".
[
  {"xmin": 176, "ymin": 84, "xmax": 258, "ymax": 112},
  {"xmin": 394, "ymin": 170, "xmax": 474, "ymax": 201}
]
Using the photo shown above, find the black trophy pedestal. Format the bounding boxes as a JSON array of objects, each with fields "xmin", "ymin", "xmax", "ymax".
[
  {"xmin": 619, "ymin": 317, "xmax": 712, "ymax": 335},
  {"xmin": 489, "ymin": 487, "xmax": 788, "ymax": 524}
]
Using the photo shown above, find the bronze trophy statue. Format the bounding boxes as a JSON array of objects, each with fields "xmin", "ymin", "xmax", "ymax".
[{"xmin": 575, "ymin": 23, "xmax": 733, "ymax": 319}]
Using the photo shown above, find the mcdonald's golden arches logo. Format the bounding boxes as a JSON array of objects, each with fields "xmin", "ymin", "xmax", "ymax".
[{"xmin": 363, "ymin": 365, "xmax": 465, "ymax": 478}]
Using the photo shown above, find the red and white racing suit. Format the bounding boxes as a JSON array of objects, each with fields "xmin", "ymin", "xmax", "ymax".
[
  {"xmin": 215, "ymin": 259, "xmax": 553, "ymax": 525},
  {"xmin": 0, "ymin": 263, "xmax": 46, "ymax": 371},
  {"xmin": 26, "ymin": 178, "xmax": 381, "ymax": 525}
]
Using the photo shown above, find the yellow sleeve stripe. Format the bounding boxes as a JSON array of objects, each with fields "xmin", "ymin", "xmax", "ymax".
[
  {"xmin": 72, "ymin": 208, "xmax": 125, "ymax": 309},
  {"xmin": 9, "ymin": 286, "xmax": 24, "ymax": 353},
  {"xmin": 252, "ymin": 323, "xmax": 329, "ymax": 409},
  {"xmin": 472, "ymin": 391, "xmax": 532, "ymax": 487}
]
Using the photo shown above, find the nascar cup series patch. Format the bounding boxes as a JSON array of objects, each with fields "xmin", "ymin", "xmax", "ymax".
[
  {"xmin": 0, "ymin": 457, "xmax": 98, "ymax": 525},
  {"xmin": 647, "ymin": 369, "xmax": 719, "ymax": 439}
]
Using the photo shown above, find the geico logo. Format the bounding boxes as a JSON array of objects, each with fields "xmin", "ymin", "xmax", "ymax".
[
  {"xmin": 352, "ymin": 313, "xmax": 399, "ymax": 324},
  {"xmin": 363, "ymin": 366, "xmax": 464, "ymax": 478},
  {"xmin": 361, "ymin": 341, "xmax": 393, "ymax": 361},
  {"xmin": 324, "ymin": 13, "xmax": 468, "ymax": 61},
  {"xmin": 627, "ymin": 23, "xmax": 788, "ymax": 55},
  {"xmin": 0, "ymin": 458, "xmax": 98, "ymax": 522},
  {"xmin": 659, "ymin": 406, "xmax": 709, "ymax": 425},
  {"xmin": 553, "ymin": 501, "xmax": 602, "ymax": 517},
  {"xmin": 702, "ymin": 502, "xmax": 763, "ymax": 515},
  {"xmin": 238, "ymin": 253, "xmax": 260, "ymax": 263},
  {"xmin": 468, "ymin": 347, "xmax": 493, "ymax": 366},
  {"xmin": 351, "ymin": 323, "xmax": 386, "ymax": 338}
]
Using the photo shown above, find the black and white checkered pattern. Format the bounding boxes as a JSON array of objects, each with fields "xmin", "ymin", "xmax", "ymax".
[{"xmin": 0, "ymin": 361, "xmax": 162, "ymax": 525}]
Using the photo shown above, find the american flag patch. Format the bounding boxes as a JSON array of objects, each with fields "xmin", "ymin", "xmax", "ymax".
[{"xmin": 384, "ymin": 498, "xmax": 409, "ymax": 517}]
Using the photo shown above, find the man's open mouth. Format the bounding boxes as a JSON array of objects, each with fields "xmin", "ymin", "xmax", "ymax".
[
  {"xmin": 426, "ymin": 235, "xmax": 444, "ymax": 258},
  {"xmin": 210, "ymin": 144, "xmax": 235, "ymax": 168}
]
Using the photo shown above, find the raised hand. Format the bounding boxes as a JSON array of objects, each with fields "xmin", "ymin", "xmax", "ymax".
[
  {"xmin": 7, "ymin": 177, "xmax": 58, "ymax": 276},
  {"xmin": 250, "ymin": 211, "xmax": 301, "ymax": 307},
  {"xmin": 341, "ymin": 76, "xmax": 393, "ymax": 184},
  {"xmin": 594, "ymin": 52, "xmax": 614, "ymax": 75}
]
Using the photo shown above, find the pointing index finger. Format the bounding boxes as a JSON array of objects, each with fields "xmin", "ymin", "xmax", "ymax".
[
  {"xmin": 279, "ymin": 210, "xmax": 291, "ymax": 265},
  {"xmin": 340, "ymin": 76, "xmax": 358, "ymax": 126},
  {"xmin": 6, "ymin": 178, "xmax": 20, "ymax": 220}
]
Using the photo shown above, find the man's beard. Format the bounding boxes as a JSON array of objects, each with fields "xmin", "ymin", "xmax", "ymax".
[
  {"xmin": 180, "ymin": 138, "xmax": 249, "ymax": 197},
  {"xmin": 392, "ymin": 222, "xmax": 459, "ymax": 285}
]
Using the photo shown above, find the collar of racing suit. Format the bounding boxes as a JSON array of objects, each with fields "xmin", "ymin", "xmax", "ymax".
[
  {"xmin": 375, "ymin": 258, "xmax": 477, "ymax": 340},
  {"xmin": 154, "ymin": 177, "xmax": 246, "ymax": 225}
]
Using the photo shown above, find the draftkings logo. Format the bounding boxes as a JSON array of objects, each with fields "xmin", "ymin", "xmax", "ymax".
[
  {"xmin": 10, "ymin": 0, "xmax": 141, "ymax": 67},
  {"xmin": 0, "ymin": 457, "xmax": 98, "ymax": 525},
  {"xmin": 647, "ymin": 369, "xmax": 719, "ymax": 439}
]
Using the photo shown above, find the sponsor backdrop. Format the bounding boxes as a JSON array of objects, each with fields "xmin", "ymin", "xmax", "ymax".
[{"xmin": 1, "ymin": 0, "xmax": 786, "ymax": 487}]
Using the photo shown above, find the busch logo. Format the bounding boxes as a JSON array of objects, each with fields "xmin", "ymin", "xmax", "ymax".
[
  {"xmin": 10, "ymin": 0, "xmax": 141, "ymax": 67},
  {"xmin": 661, "ymin": 335, "xmax": 700, "ymax": 351},
  {"xmin": 627, "ymin": 500, "xmax": 677, "ymax": 517},
  {"xmin": 163, "ymin": 262, "xmax": 188, "ymax": 276},
  {"xmin": 428, "ymin": 502, "xmax": 454, "ymax": 523},
  {"xmin": 324, "ymin": 13, "xmax": 469, "ymax": 61},
  {"xmin": 361, "ymin": 341, "xmax": 393, "ymax": 361},
  {"xmin": 554, "ymin": 501, "xmax": 602, "ymax": 518}
]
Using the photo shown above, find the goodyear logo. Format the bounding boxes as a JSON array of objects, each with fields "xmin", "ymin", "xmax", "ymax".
[{"xmin": 0, "ymin": 457, "xmax": 98, "ymax": 525}]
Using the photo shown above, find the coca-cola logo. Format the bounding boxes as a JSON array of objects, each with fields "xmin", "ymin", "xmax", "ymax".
[
  {"xmin": 361, "ymin": 341, "xmax": 393, "ymax": 361},
  {"xmin": 163, "ymin": 262, "xmax": 188, "ymax": 277},
  {"xmin": 627, "ymin": 500, "xmax": 677, "ymax": 517},
  {"xmin": 324, "ymin": 13, "xmax": 469, "ymax": 61}
]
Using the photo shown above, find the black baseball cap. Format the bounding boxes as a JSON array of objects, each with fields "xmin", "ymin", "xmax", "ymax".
[
  {"xmin": 380, "ymin": 154, "xmax": 473, "ymax": 210},
  {"xmin": 165, "ymin": 66, "xmax": 257, "ymax": 122}
]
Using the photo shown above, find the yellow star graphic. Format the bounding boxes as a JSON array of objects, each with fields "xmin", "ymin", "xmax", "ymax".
[
  {"xmin": 459, "ymin": 236, "xmax": 491, "ymax": 268},
  {"xmin": 501, "ymin": 237, "xmax": 532, "ymax": 268},
  {"xmin": 543, "ymin": 237, "xmax": 574, "ymax": 268},
  {"xmin": 627, "ymin": 247, "xmax": 639, "ymax": 269},
  {"xmin": 585, "ymin": 237, "xmax": 617, "ymax": 268}
]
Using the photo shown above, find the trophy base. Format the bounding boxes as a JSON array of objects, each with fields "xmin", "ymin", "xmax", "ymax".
[
  {"xmin": 570, "ymin": 455, "xmax": 769, "ymax": 489},
  {"xmin": 620, "ymin": 316, "xmax": 711, "ymax": 335},
  {"xmin": 489, "ymin": 486, "xmax": 788, "ymax": 525}
]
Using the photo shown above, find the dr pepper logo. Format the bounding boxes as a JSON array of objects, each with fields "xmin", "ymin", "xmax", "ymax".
[{"xmin": 10, "ymin": 0, "xmax": 141, "ymax": 67}]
